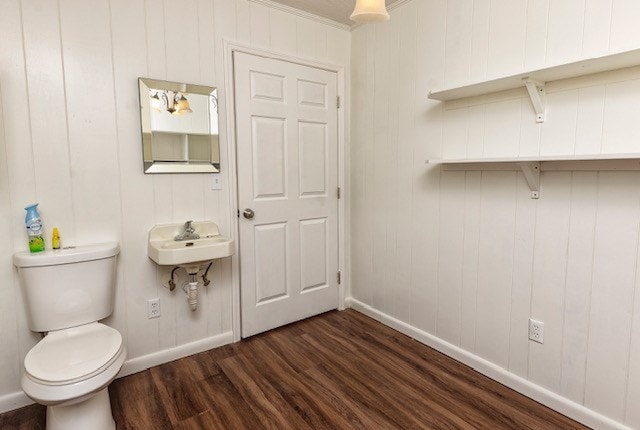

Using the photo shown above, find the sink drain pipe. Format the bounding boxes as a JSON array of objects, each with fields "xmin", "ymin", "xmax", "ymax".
[
  {"xmin": 183, "ymin": 273, "xmax": 199, "ymax": 311},
  {"xmin": 172, "ymin": 264, "xmax": 213, "ymax": 311}
]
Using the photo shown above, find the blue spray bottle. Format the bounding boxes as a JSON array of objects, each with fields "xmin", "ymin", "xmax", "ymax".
[{"xmin": 25, "ymin": 204, "xmax": 45, "ymax": 252}]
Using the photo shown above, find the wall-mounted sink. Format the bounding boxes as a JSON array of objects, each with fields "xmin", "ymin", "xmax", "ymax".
[{"xmin": 148, "ymin": 221, "xmax": 234, "ymax": 266}]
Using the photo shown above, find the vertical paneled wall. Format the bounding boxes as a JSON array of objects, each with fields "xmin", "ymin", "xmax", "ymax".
[
  {"xmin": 351, "ymin": 0, "xmax": 640, "ymax": 428},
  {"xmin": 0, "ymin": 0, "xmax": 349, "ymax": 406}
]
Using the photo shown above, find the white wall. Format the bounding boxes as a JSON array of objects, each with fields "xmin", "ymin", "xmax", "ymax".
[
  {"xmin": 351, "ymin": 0, "xmax": 640, "ymax": 428},
  {"xmin": 0, "ymin": 0, "xmax": 349, "ymax": 411}
]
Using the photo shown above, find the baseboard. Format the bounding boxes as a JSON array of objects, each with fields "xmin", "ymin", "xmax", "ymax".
[
  {"xmin": 118, "ymin": 331, "xmax": 234, "ymax": 377},
  {"xmin": 0, "ymin": 391, "xmax": 33, "ymax": 415},
  {"xmin": 0, "ymin": 331, "xmax": 234, "ymax": 414},
  {"xmin": 345, "ymin": 297, "xmax": 630, "ymax": 430}
]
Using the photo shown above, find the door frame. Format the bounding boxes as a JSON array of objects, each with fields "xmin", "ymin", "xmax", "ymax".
[{"xmin": 222, "ymin": 40, "xmax": 349, "ymax": 341}]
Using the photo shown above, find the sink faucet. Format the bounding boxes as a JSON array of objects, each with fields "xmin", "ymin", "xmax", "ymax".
[{"xmin": 175, "ymin": 220, "xmax": 200, "ymax": 241}]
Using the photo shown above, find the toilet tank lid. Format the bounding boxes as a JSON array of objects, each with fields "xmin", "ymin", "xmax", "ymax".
[{"xmin": 13, "ymin": 242, "xmax": 120, "ymax": 268}]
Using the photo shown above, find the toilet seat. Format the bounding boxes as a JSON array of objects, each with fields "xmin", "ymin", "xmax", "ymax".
[
  {"xmin": 25, "ymin": 322, "xmax": 122, "ymax": 385},
  {"xmin": 22, "ymin": 323, "xmax": 126, "ymax": 406}
]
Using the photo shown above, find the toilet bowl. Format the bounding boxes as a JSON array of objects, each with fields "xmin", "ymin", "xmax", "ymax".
[
  {"xmin": 13, "ymin": 243, "xmax": 124, "ymax": 430},
  {"xmin": 22, "ymin": 323, "xmax": 126, "ymax": 430}
]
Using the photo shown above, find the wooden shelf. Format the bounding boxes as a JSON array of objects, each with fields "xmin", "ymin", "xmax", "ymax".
[
  {"xmin": 429, "ymin": 48, "xmax": 640, "ymax": 101},
  {"xmin": 426, "ymin": 154, "xmax": 640, "ymax": 199}
]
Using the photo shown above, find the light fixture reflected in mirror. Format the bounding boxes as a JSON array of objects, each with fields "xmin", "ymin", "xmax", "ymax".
[
  {"xmin": 149, "ymin": 89, "xmax": 192, "ymax": 115},
  {"xmin": 350, "ymin": 0, "xmax": 390, "ymax": 23},
  {"xmin": 176, "ymin": 94, "xmax": 192, "ymax": 114}
]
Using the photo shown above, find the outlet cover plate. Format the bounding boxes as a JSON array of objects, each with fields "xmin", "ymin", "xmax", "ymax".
[
  {"xmin": 529, "ymin": 318, "xmax": 544, "ymax": 344},
  {"xmin": 147, "ymin": 298, "xmax": 161, "ymax": 319}
]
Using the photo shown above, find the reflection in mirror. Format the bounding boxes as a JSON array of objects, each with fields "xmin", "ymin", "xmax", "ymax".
[{"xmin": 138, "ymin": 78, "xmax": 220, "ymax": 173}]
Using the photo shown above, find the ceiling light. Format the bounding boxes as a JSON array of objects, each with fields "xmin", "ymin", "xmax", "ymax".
[{"xmin": 350, "ymin": 0, "xmax": 390, "ymax": 23}]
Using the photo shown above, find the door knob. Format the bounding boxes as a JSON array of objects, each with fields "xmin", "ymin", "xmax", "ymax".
[{"xmin": 243, "ymin": 208, "xmax": 255, "ymax": 219}]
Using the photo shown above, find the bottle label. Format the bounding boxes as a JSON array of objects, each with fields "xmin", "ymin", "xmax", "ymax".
[
  {"xmin": 28, "ymin": 222, "xmax": 42, "ymax": 233},
  {"xmin": 29, "ymin": 235, "xmax": 45, "ymax": 252},
  {"xmin": 26, "ymin": 218, "xmax": 44, "ymax": 252}
]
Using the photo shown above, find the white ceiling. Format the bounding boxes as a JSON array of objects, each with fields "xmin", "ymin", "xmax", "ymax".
[{"xmin": 265, "ymin": 0, "xmax": 403, "ymax": 26}]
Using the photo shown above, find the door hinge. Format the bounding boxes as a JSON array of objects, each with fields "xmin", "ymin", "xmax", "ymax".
[
  {"xmin": 337, "ymin": 96, "xmax": 341, "ymax": 109},
  {"xmin": 237, "ymin": 209, "xmax": 240, "ymax": 218},
  {"xmin": 337, "ymin": 271, "xmax": 341, "ymax": 284},
  {"xmin": 337, "ymin": 187, "xmax": 341, "ymax": 199}
]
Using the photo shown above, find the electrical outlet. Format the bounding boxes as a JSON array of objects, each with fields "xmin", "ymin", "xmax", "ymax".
[
  {"xmin": 529, "ymin": 318, "xmax": 544, "ymax": 344},
  {"xmin": 147, "ymin": 298, "xmax": 161, "ymax": 319}
]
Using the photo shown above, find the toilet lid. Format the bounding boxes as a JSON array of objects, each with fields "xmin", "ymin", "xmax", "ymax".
[{"xmin": 24, "ymin": 322, "xmax": 122, "ymax": 384}]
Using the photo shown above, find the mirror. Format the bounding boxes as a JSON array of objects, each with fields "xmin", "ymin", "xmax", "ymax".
[{"xmin": 138, "ymin": 78, "xmax": 220, "ymax": 173}]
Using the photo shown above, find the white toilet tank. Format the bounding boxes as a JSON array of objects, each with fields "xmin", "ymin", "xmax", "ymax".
[{"xmin": 13, "ymin": 243, "xmax": 120, "ymax": 333}]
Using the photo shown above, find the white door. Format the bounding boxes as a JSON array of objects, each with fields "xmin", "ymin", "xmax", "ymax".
[{"xmin": 234, "ymin": 52, "xmax": 339, "ymax": 338}]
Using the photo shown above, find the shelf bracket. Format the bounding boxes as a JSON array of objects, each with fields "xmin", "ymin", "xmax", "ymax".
[
  {"xmin": 524, "ymin": 79, "xmax": 546, "ymax": 123},
  {"xmin": 517, "ymin": 161, "xmax": 540, "ymax": 199}
]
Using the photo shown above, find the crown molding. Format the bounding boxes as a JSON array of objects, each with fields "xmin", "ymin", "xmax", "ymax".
[
  {"xmin": 247, "ymin": 0, "xmax": 352, "ymax": 31},
  {"xmin": 387, "ymin": 0, "xmax": 413, "ymax": 12}
]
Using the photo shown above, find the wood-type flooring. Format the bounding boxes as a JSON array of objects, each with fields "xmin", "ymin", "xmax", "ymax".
[{"xmin": 0, "ymin": 309, "xmax": 588, "ymax": 429}]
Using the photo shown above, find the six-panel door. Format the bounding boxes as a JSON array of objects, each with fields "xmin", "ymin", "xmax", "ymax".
[{"xmin": 234, "ymin": 52, "xmax": 339, "ymax": 338}]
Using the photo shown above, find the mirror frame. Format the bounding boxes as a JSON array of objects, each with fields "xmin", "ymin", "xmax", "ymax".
[{"xmin": 138, "ymin": 77, "xmax": 220, "ymax": 174}]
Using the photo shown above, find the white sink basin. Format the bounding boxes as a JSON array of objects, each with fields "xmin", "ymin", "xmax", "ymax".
[{"xmin": 148, "ymin": 221, "xmax": 234, "ymax": 266}]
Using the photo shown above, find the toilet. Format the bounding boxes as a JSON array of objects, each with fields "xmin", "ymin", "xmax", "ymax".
[{"xmin": 13, "ymin": 242, "xmax": 126, "ymax": 430}]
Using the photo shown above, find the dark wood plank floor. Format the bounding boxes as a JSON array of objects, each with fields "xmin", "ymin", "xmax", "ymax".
[{"xmin": 0, "ymin": 309, "xmax": 588, "ymax": 429}]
